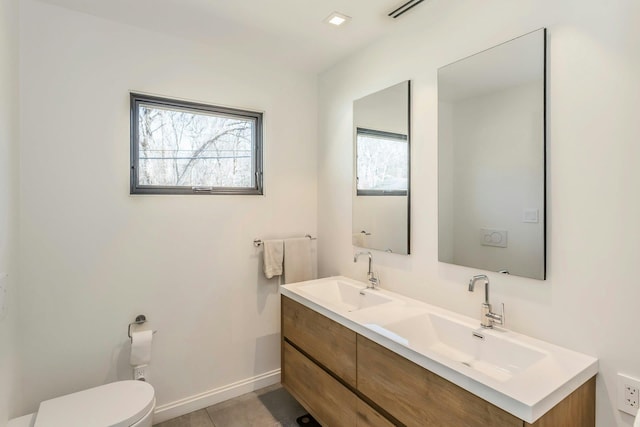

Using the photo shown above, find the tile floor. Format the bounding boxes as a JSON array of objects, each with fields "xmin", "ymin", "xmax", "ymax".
[{"xmin": 154, "ymin": 384, "xmax": 308, "ymax": 427}]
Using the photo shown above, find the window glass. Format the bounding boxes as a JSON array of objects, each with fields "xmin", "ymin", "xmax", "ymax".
[{"xmin": 131, "ymin": 94, "xmax": 263, "ymax": 195}]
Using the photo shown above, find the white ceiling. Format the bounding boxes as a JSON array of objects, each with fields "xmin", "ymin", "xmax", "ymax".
[{"xmin": 36, "ymin": 0, "xmax": 427, "ymax": 72}]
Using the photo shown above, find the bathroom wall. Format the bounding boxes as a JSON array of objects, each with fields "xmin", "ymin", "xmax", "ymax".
[
  {"xmin": 18, "ymin": 0, "xmax": 317, "ymax": 419},
  {"xmin": 0, "ymin": 0, "xmax": 20, "ymax": 422},
  {"xmin": 317, "ymin": 0, "xmax": 640, "ymax": 426}
]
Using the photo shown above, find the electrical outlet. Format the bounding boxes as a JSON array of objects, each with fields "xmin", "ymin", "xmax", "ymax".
[
  {"xmin": 618, "ymin": 373, "xmax": 640, "ymax": 415},
  {"xmin": 133, "ymin": 366, "xmax": 147, "ymax": 381}
]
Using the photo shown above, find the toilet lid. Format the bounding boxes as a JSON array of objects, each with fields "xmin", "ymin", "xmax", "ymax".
[{"xmin": 35, "ymin": 380, "xmax": 155, "ymax": 427}]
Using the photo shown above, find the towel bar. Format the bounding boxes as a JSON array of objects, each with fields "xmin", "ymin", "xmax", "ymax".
[{"xmin": 253, "ymin": 234, "xmax": 316, "ymax": 247}]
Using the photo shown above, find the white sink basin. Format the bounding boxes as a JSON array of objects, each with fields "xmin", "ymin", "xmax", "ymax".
[
  {"xmin": 297, "ymin": 279, "xmax": 393, "ymax": 313},
  {"xmin": 367, "ymin": 312, "xmax": 547, "ymax": 382}
]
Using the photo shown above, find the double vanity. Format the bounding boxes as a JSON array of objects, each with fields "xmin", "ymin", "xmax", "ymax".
[
  {"xmin": 281, "ymin": 277, "xmax": 597, "ymax": 426},
  {"xmin": 304, "ymin": 25, "xmax": 577, "ymax": 427}
]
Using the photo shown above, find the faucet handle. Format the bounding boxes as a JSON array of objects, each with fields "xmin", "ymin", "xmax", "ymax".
[
  {"xmin": 368, "ymin": 272, "xmax": 380, "ymax": 289},
  {"xmin": 490, "ymin": 303, "xmax": 505, "ymax": 326}
]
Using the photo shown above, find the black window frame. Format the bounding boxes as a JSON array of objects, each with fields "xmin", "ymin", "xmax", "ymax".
[
  {"xmin": 355, "ymin": 127, "xmax": 409, "ymax": 196},
  {"xmin": 130, "ymin": 93, "xmax": 264, "ymax": 195}
]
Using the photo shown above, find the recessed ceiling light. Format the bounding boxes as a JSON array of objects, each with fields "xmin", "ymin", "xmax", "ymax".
[{"xmin": 324, "ymin": 12, "xmax": 351, "ymax": 27}]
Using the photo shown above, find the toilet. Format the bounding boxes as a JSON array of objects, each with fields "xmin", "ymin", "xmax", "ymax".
[{"xmin": 8, "ymin": 380, "xmax": 155, "ymax": 427}]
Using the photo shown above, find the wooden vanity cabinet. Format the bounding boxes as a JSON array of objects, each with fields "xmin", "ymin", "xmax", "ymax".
[
  {"xmin": 356, "ymin": 399, "xmax": 395, "ymax": 427},
  {"xmin": 283, "ymin": 340, "xmax": 394, "ymax": 426},
  {"xmin": 281, "ymin": 295, "xmax": 595, "ymax": 427},
  {"xmin": 281, "ymin": 296, "xmax": 356, "ymax": 387},
  {"xmin": 282, "ymin": 296, "xmax": 391, "ymax": 426},
  {"xmin": 357, "ymin": 335, "xmax": 521, "ymax": 427},
  {"xmin": 525, "ymin": 376, "xmax": 595, "ymax": 427},
  {"xmin": 283, "ymin": 342, "xmax": 358, "ymax": 426}
]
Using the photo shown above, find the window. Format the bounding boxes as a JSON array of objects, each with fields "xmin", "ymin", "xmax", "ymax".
[
  {"xmin": 130, "ymin": 93, "xmax": 263, "ymax": 195},
  {"xmin": 356, "ymin": 128, "xmax": 408, "ymax": 196}
]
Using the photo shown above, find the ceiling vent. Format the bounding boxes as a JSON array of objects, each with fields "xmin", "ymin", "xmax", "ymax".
[{"xmin": 388, "ymin": 0, "xmax": 425, "ymax": 19}]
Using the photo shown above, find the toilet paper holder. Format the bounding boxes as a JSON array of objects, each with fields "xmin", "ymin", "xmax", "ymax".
[{"xmin": 127, "ymin": 314, "xmax": 157, "ymax": 342}]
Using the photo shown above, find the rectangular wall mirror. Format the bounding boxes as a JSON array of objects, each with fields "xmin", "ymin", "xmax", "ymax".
[
  {"xmin": 353, "ymin": 81, "xmax": 411, "ymax": 254},
  {"xmin": 438, "ymin": 29, "xmax": 546, "ymax": 279}
]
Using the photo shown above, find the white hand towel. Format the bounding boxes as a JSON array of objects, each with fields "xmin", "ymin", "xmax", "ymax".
[
  {"xmin": 284, "ymin": 238, "xmax": 314, "ymax": 284},
  {"xmin": 263, "ymin": 239, "xmax": 284, "ymax": 279}
]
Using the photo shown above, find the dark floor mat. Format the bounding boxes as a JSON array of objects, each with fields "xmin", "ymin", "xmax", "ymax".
[{"xmin": 296, "ymin": 413, "xmax": 321, "ymax": 426}]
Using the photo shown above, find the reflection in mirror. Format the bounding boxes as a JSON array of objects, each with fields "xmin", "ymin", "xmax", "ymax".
[
  {"xmin": 353, "ymin": 81, "xmax": 411, "ymax": 254},
  {"xmin": 438, "ymin": 29, "xmax": 546, "ymax": 279},
  {"xmin": 356, "ymin": 128, "xmax": 408, "ymax": 196}
]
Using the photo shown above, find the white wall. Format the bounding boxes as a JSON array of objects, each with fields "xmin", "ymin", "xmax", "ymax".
[
  {"xmin": 18, "ymin": 0, "xmax": 317, "ymax": 419},
  {"xmin": 0, "ymin": 0, "xmax": 20, "ymax": 422},
  {"xmin": 317, "ymin": 1, "xmax": 640, "ymax": 426}
]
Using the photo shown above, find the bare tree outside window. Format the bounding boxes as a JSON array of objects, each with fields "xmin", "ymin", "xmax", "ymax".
[
  {"xmin": 356, "ymin": 128, "xmax": 408, "ymax": 195},
  {"xmin": 131, "ymin": 94, "xmax": 263, "ymax": 195}
]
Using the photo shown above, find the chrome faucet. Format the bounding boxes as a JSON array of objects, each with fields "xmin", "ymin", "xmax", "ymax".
[
  {"xmin": 354, "ymin": 251, "xmax": 379, "ymax": 289},
  {"xmin": 468, "ymin": 275, "xmax": 504, "ymax": 329}
]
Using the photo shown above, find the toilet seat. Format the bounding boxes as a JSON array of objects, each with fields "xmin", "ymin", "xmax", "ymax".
[{"xmin": 34, "ymin": 380, "xmax": 155, "ymax": 427}]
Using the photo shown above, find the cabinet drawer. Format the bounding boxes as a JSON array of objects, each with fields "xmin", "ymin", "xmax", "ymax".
[
  {"xmin": 356, "ymin": 399, "xmax": 395, "ymax": 427},
  {"xmin": 282, "ymin": 296, "xmax": 357, "ymax": 387},
  {"xmin": 357, "ymin": 335, "xmax": 523, "ymax": 427},
  {"xmin": 283, "ymin": 341, "xmax": 357, "ymax": 426}
]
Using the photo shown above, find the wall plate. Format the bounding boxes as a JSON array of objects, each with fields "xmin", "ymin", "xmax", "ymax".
[{"xmin": 618, "ymin": 373, "xmax": 640, "ymax": 416}]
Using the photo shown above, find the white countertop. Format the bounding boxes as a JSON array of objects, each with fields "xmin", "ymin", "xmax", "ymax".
[{"xmin": 281, "ymin": 276, "xmax": 598, "ymax": 424}]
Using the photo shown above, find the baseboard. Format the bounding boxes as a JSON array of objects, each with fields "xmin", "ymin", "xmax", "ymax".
[{"xmin": 152, "ymin": 369, "xmax": 281, "ymax": 424}]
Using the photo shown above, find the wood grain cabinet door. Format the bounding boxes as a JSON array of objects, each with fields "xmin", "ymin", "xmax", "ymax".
[
  {"xmin": 282, "ymin": 296, "xmax": 357, "ymax": 387},
  {"xmin": 283, "ymin": 342, "xmax": 358, "ymax": 426},
  {"xmin": 357, "ymin": 335, "xmax": 523, "ymax": 427},
  {"xmin": 356, "ymin": 398, "xmax": 395, "ymax": 427}
]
